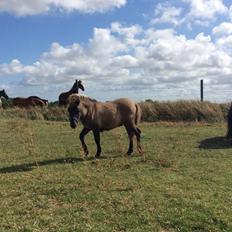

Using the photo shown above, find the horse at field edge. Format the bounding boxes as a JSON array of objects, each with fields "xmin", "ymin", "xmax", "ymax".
[
  {"xmin": 27, "ymin": 96, "xmax": 48, "ymax": 106},
  {"xmin": 0, "ymin": 89, "xmax": 9, "ymax": 108},
  {"xmin": 67, "ymin": 94, "xmax": 144, "ymax": 159},
  {"xmin": 12, "ymin": 97, "xmax": 47, "ymax": 107},
  {"xmin": 59, "ymin": 80, "xmax": 84, "ymax": 106},
  {"xmin": 0, "ymin": 90, "xmax": 48, "ymax": 108}
]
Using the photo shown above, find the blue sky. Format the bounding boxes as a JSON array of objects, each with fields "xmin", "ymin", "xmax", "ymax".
[{"xmin": 1, "ymin": 0, "xmax": 232, "ymax": 102}]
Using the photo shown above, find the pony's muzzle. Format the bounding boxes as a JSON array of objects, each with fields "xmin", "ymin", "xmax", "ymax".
[{"xmin": 70, "ymin": 117, "xmax": 78, "ymax": 129}]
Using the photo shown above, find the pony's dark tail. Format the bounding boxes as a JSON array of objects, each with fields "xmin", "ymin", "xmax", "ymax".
[{"xmin": 135, "ymin": 103, "xmax": 142, "ymax": 125}]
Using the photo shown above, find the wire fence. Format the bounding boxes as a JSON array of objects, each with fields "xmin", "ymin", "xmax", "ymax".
[{"xmin": 134, "ymin": 83, "xmax": 232, "ymax": 103}]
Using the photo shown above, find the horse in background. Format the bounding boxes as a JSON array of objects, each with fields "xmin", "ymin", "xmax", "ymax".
[
  {"xmin": 27, "ymin": 96, "xmax": 49, "ymax": 106},
  {"xmin": 12, "ymin": 97, "xmax": 47, "ymax": 108},
  {"xmin": 0, "ymin": 89, "xmax": 9, "ymax": 108},
  {"xmin": 0, "ymin": 90, "xmax": 48, "ymax": 108},
  {"xmin": 59, "ymin": 80, "xmax": 84, "ymax": 106},
  {"xmin": 67, "ymin": 94, "xmax": 144, "ymax": 159}
]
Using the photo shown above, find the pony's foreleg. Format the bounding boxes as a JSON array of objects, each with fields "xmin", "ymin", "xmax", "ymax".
[
  {"xmin": 93, "ymin": 130, "xmax": 102, "ymax": 158},
  {"xmin": 79, "ymin": 127, "xmax": 91, "ymax": 156}
]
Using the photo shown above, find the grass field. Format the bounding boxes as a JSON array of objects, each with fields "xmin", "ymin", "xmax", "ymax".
[{"xmin": 0, "ymin": 119, "xmax": 232, "ymax": 232}]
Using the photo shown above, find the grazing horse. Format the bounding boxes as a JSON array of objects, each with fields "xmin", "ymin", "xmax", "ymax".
[
  {"xmin": 12, "ymin": 97, "xmax": 47, "ymax": 107},
  {"xmin": 67, "ymin": 94, "xmax": 144, "ymax": 158},
  {"xmin": 0, "ymin": 89, "xmax": 9, "ymax": 108},
  {"xmin": 59, "ymin": 80, "xmax": 84, "ymax": 106},
  {"xmin": 226, "ymin": 103, "xmax": 232, "ymax": 142},
  {"xmin": 27, "ymin": 96, "xmax": 49, "ymax": 106}
]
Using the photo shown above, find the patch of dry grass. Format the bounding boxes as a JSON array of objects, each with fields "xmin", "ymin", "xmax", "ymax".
[{"xmin": 1, "ymin": 100, "xmax": 229, "ymax": 123}]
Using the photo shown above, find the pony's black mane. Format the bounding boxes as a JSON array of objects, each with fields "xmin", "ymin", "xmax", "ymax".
[{"xmin": 70, "ymin": 81, "xmax": 79, "ymax": 92}]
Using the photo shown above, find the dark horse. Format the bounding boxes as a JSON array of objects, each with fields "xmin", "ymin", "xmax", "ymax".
[
  {"xmin": 226, "ymin": 103, "xmax": 232, "ymax": 142},
  {"xmin": 0, "ymin": 89, "xmax": 9, "ymax": 107},
  {"xmin": 67, "ymin": 94, "xmax": 144, "ymax": 159},
  {"xmin": 59, "ymin": 80, "xmax": 84, "ymax": 106}
]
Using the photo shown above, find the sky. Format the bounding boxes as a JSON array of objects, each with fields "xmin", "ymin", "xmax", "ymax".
[{"xmin": 1, "ymin": 0, "xmax": 232, "ymax": 102}]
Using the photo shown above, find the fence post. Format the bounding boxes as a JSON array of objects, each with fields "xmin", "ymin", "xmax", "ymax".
[{"xmin": 200, "ymin": 79, "xmax": 204, "ymax": 102}]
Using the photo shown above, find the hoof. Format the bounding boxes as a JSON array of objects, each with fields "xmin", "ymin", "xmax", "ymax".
[
  {"xmin": 126, "ymin": 152, "xmax": 132, "ymax": 156},
  {"xmin": 95, "ymin": 151, "xmax": 101, "ymax": 158},
  {"xmin": 84, "ymin": 151, "xmax": 89, "ymax": 156}
]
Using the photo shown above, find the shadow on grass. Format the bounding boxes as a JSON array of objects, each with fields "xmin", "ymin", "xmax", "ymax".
[
  {"xmin": 199, "ymin": 136, "xmax": 232, "ymax": 149},
  {"xmin": 0, "ymin": 156, "xmax": 108, "ymax": 174}
]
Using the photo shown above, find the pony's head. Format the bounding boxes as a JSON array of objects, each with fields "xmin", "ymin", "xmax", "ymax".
[
  {"xmin": 71, "ymin": 80, "xmax": 85, "ymax": 93},
  {"xmin": 68, "ymin": 94, "xmax": 81, "ymax": 129},
  {"xmin": 77, "ymin": 80, "xmax": 85, "ymax": 91},
  {"xmin": 0, "ymin": 89, "xmax": 9, "ymax": 99}
]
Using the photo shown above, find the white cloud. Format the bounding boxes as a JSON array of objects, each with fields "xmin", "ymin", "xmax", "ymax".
[
  {"xmin": 1, "ymin": 22, "xmax": 232, "ymax": 94},
  {"xmin": 183, "ymin": 0, "xmax": 227, "ymax": 26},
  {"xmin": 150, "ymin": 0, "xmax": 229, "ymax": 29},
  {"xmin": 213, "ymin": 22, "xmax": 232, "ymax": 36},
  {"xmin": 216, "ymin": 35, "xmax": 232, "ymax": 50},
  {"xmin": 111, "ymin": 22, "xmax": 142, "ymax": 46},
  {"xmin": 0, "ymin": 59, "xmax": 23, "ymax": 75},
  {"xmin": 151, "ymin": 2, "xmax": 183, "ymax": 26},
  {"xmin": 0, "ymin": 0, "xmax": 126, "ymax": 16}
]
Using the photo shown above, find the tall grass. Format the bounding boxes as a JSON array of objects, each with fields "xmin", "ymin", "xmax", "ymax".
[
  {"xmin": 0, "ymin": 100, "xmax": 230, "ymax": 122},
  {"xmin": 0, "ymin": 106, "xmax": 68, "ymax": 121},
  {"xmin": 140, "ymin": 100, "xmax": 230, "ymax": 122}
]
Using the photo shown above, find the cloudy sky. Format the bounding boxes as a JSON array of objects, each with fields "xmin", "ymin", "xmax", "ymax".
[{"xmin": 1, "ymin": 0, "xmax": 232, "ymax": 102}]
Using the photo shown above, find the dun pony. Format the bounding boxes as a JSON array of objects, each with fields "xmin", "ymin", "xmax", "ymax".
[
  {"xmin": 59, "ymin": 80, "xmax": 84, "ymax": 106},
  {"xmin": 68, "ymin": 94, "xmax": 144, "ymax": 158}
]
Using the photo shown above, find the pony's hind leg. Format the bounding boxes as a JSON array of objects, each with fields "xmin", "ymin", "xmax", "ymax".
[
  {"xmin": 128, "ymin": 133, "xmax": 134, "ymax": 155},
  {"xmin": 134, "ymin": 127, "xmax": 145, "ymax": 158},
  {"xmin": 79, "ymin": 127, "xmax": 91, "ymax": 156},
  {"xmin": 125, "ymin": 126, "xmax": 134, "ymax": 155},
  {"xmin": 93, "ymin": 130, "xmax": 102, "ymax": 158}
]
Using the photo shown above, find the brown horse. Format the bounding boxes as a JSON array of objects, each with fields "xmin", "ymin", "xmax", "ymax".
[
  {"xmin": 67, "ymin": 94, "xmax": 144, "ymax": 158},
  {"xmin": 59, "ymin": 80, "xmax": 84, "ymax": 106},
  {"xmin": 12, "ymin": 97, "xmax": 47, "ymax": 107},
  {"xmin": 27, "ymin": 96, "xmax": 48, "ymax": 106}
]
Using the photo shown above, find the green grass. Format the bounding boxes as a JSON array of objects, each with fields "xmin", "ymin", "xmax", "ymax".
[{"xmin": 0, "ymin": 119, "xmax": 232, "ymax": 231}]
